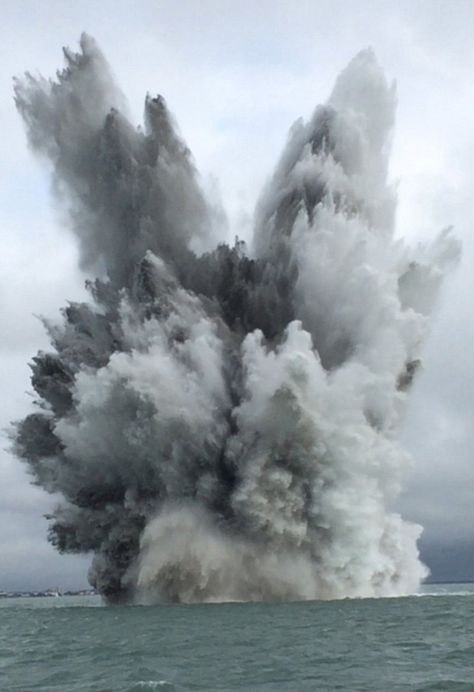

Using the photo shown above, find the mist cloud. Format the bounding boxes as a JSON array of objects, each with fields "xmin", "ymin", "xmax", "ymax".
[{"xmin": 12, "ymin": 34, "xmax": 460, "ymax": 603}]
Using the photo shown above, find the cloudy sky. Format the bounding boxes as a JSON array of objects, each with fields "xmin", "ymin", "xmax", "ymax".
[{"xmin": 1, "ymin": 0, "xmax": 473, "ymax": 590}]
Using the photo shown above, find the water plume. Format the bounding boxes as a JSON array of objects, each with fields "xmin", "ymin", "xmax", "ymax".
[{"xmin": 13, "ymin": 35, "xmax": 460, "ymax": 603}]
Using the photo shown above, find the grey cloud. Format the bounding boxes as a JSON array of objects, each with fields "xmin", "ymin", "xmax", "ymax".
[{"xmin": 9, "ymin": 35, "xmax": 459, "ymax": 605}]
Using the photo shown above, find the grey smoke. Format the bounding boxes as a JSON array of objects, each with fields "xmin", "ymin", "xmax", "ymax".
[{"xmin": 12, "ymin": 34, "xmax": 460, "ymax": 603}]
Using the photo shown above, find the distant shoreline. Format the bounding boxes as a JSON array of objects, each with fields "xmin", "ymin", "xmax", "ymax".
[
  {"xmin": 2, "ymin": 582, "xmax": 474, "ymax": 599},
  {"xmin": 0, "ymin": 590, "xmax": 97, "ymax": 599},
  {"xmin": 423, "ymin": 580, "xmax": 474, "ymax": 585}
]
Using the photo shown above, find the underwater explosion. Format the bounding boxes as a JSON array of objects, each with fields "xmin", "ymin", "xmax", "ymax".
[{"xmin": 13, "ymin": 35, "xmax": 459, "ymax": 604}]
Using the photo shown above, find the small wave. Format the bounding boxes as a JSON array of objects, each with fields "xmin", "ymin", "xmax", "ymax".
[
  {"xmin": 130, "ymin": 681, "xmax": 175, "ymax": 690},
  {"xmin": 413, "ymin": 590, "xmax": 474, "ymax": 598},
  {"xmin": 415, "ymin": 681, "xmax": 474, "ymax": 691}
]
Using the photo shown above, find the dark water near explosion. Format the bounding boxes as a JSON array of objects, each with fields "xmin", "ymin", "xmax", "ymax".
[{"xmin": 2, "ymin": 585, "xmax": 474, "ymax": 691}]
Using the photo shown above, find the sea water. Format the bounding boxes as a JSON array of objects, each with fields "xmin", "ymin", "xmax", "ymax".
[{"xmin": 1, "ymin": 585, "xmax": 474, "ymax": 691}]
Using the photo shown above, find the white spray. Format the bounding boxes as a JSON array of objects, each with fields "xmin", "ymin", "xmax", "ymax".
[{"xmin": 13, "ymin": 36, "xmax": 459, "ymax": 603}]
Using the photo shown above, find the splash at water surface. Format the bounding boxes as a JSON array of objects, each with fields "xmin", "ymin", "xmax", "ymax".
[{"xmin": 13, "ymin": 34, "xmax": 459, "ymax": 603}]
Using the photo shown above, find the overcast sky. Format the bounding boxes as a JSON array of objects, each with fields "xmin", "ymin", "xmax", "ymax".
[{"xmin": 1, "ymin": 0, "xmax": 473, "ymax": 590}]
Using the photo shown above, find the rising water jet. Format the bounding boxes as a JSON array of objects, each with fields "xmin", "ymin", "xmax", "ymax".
[{"xmin": 13, "ymin": 35, "xmax": 460, "ymax": 603}]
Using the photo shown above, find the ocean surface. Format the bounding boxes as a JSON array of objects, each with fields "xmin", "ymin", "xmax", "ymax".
[{"xmin": 1, "ymin": 584, "xmax": 474, "ymax": 691}]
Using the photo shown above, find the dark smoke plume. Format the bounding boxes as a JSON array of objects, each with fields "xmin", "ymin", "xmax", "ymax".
[{"xmin": 13, "ymin": 34, "xmax": 459, "ymax": 603}]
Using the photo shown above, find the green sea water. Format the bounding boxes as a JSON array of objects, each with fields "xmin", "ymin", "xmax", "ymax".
[{"xmin": 1, "ymin": 585, "xmax": 474, "ymax": 691}]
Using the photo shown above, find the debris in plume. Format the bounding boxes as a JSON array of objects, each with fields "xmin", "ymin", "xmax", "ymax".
[{"xmin": 13, "ymin": 35, "xmax": 460, "ymax": 603}]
